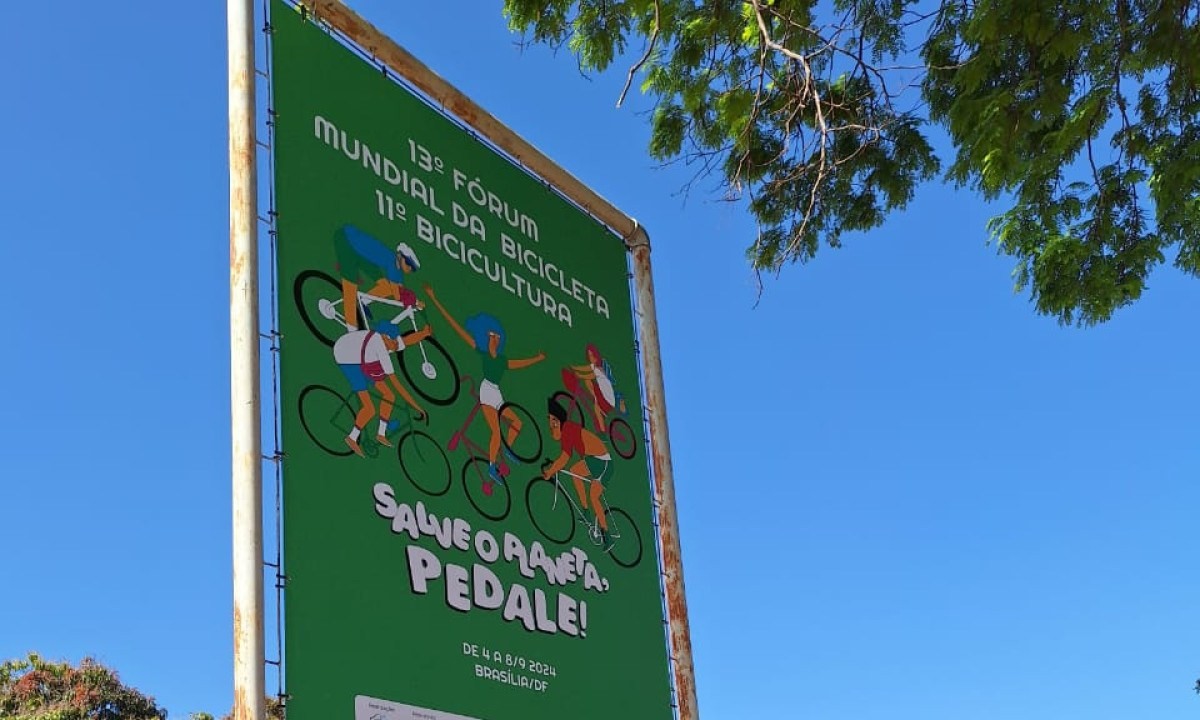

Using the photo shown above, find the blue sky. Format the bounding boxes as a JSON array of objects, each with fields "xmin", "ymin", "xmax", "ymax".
[{"xmin": 2, "ymin": 2, "xmax": 1198, "ymax": 719}]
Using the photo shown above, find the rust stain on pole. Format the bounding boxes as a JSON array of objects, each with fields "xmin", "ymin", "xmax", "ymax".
[
  {"xmin": 232, "ymin": 606, "xmax": 253, "ymax": 720},
  {"xmin": 631, "ymin": 238, "xmax": 699, "ymax": 720}
]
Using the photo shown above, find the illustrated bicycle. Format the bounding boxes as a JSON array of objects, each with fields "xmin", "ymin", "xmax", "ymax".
[
  {"xmin": 297, "ymin": 383, "xmax": 450, "ymax": 497},
  {"xmin": 445, "ymin": 376, "xmax": 543, "ymax": 522},
  {"xmin": 551, "ymin": 368, "xmax": 638, "ymax": 460},
  {"xmin": 524, "ymin": 461, "xmax": 644, "ymax": 569},
  {"xmin": 293, "ymin": 269, "xmax": 460, "ymax": 406}
]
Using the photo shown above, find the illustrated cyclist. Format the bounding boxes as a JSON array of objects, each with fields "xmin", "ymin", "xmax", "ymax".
[
  {"xmin": 543, "ymin": 396, "xmax": 615, "ymax": 549},
  {"xmin": 333, "ymin": 320, "xmax": 432, "ymax": 457},
  {"xmin": 333, "ymin": 223, "xmax": 421, "ymax": 330},
  {"xmin": 566, "ymin": 342, "xmax": 624, "ymax": 431},
  {"xmin": 424, "ymin": 285, "xmax": 546, "ymax": 484}
]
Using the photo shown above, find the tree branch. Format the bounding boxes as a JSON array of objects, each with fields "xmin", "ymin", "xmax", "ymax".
[{"xmin": 617, "ymin": 0, "xmax": 661, "ymax": 107}]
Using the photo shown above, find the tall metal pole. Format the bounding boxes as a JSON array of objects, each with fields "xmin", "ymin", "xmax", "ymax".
[
  {"xmin": 628, "ymin": 226, "xmax": 699, "ymax": 720},
  {"xmin": 228, "ymin": 0, "xmax": 266, "ymax": 718}
]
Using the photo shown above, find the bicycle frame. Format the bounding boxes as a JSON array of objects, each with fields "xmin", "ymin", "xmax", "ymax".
[
  {"xmin": 318, "ymin": 288, "xmax": 451, "ymax": 384},
  {"xmin": 560, "ymin": 369, "xmax": 628, "ymax": 422},
  {"xmin": 548, "ymin": 466, "xmax": 615, "ymax": 539},
  {"xmin": 447, "ymin": 375, "xmax": 512, "ymax": 478},
  {"xmin": 304, "ymin": 383, "xmax": 423, "ymax": 459},
  {"xmin": 320, "ymin": 289, "xmax": 418, "ymax": 330}
]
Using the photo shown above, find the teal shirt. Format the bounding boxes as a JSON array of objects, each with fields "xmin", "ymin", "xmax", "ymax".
[{"xmin": 480, "ymin": 351, "xmax": 507, "ymax": 385}]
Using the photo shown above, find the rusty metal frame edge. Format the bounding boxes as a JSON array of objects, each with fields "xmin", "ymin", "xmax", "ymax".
[{"xmin": 301, "ymin": 1, "xmax": 699, "ymax": 718}]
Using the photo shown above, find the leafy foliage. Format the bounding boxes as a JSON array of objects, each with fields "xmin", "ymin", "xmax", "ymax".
[
  {"xmin": 0, "ymin": 654, "xmax": 288, "ymax": 720},
  {"xmin": 503, "ymin": 0, "xmax": 1199, "ymax": 324},
  {"xmin": 212, "ymin": 697, "xmax": 286, "ymax": 720},
  {"xmin": 923, "ymin": 0, "xmax": 1200, "ymax": 324},
  {"xmin": 0, "ymin": 654, "xmax": 166, "ymax": 720}
]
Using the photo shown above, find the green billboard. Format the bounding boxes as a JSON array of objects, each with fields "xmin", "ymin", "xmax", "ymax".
[{"xmin": 271, "ymin": 4, "xmax": 672, "ymax": 719}]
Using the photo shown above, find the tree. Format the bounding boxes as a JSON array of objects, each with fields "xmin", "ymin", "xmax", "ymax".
[
  {"xmin": 502, "ymin": 0, "xmax": 1199, "ymax": 325},
  {"xmin": 212, "ymin": 697, "xmax": 286, "ymax": 720},
  {"xmin": 0, "ymin": 653, "xmax": 287, "ymax": 720},
  {"xmin": 0, "ymin": 654, "xmax": 166, "ymax": 720}
]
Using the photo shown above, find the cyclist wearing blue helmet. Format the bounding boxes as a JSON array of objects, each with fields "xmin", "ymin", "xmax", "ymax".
[
  {"xmin": 424, "ymin": 284, "xmax": 546, "ymax": 483},
  {"xmin": 333, "ymin": 223, "xmax": 421, "ymax": 330}
]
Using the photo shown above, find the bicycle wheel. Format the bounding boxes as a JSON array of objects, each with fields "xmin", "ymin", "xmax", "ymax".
[
  {"xmin": 398, "ymin": 430, "xmax": 450, "ymax": 496},
  {"xmin": 399, "ymin": 334, "xmax": 461, "ymax": 407},
  {"xmin": 461, "ymin": 456, "xmax": 511, "ymax": 521},
  {"xmin": 603, "ymin": 507, "xmax": 643, "ymax": 569},
  {"xmin": 499, "ymin": 402, "xmax": 543, "ymax": 464},
  {"xmin": 524, "ymin": 478, "xmax": 575, "ymax": 545},
  {"xmin": 298, "ymin": 384, "xmax": 354, "ymax": 457},
  {"xmin": 294, "ymin": 269, "xmax": 353, "ymax": 347},
  {"xmin": 550, "ymin": 390, "xmax": 585, "ymax": 428},
  {"xmin": 607, "ymin": 416, "xmax": 638, "ymax": 460}
]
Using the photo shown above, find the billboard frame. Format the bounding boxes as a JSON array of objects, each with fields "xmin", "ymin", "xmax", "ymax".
[{"xmin": 229, "ymin": 1, "xmax": 698, "ymax": 718}]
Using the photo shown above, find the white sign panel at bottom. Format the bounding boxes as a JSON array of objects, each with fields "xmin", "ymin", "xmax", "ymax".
[{"xmin": 355, "ymin": 695, "xmax": 482, "ymax": 720}]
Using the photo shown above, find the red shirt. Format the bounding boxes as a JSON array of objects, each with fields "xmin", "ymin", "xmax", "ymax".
[{"xmin": 559, "ymin": 421, "xmax": 585, "ymax": 457}]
